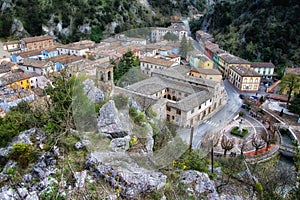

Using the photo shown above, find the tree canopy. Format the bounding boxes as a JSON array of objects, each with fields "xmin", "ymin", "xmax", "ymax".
[
  {"xmin": 279, "ymin": 74, "xmax": 300, "ymax": 105},
  {"xmin": 113, "ymin": 51, "xmax": 139, "ymax": 85}
]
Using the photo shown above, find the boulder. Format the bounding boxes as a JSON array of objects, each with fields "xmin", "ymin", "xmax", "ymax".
[
  {"xmin": 110, "ymin": 135, "xmax": 130, "ymax": 152},
  {"xmin": 32, "ymin": 152, "xmax": 57, "ymax": 180},
  {"xmin": 0, "ymin": 188, "xmax": 18, "ymax": 200},
  {"xmin": 83, "ymin": 80, "xmax": 104, "ymax": 103},
  {"xmin": 97, "ymin": 101, "xmax": 128, "ymax": 138},
  {"xmin": 180, "ymin": 170, "xmax": 219, "ymax": 199},
  {"xmin": 86, "ymin": 151, "xmax": 166, "ymax": 199}
]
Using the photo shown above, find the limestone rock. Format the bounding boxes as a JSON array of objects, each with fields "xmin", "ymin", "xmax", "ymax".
[
  {"xmin": 110, "ymin": 135, "xmax": 130, "ymax": 152},
  {"xmin": 32, "ymin": 152, "xmax": 57, "ymax": 180},
  {"xmin": 97, "ymin": 100, "xmax": 128, "ymax": 138},
  {"xmin": 180, "ymin": 170, "xmax": 219, "ymax": 199},
  {"xmin": 86, "ymin": 151, "xmax": 167, "ymax": 199},
  {"xmin": 74, "ymin": 171, "xmax": 87, "ymax": 188},
  {"xmin": 83, "ymin": 80, "xmax": 104, "ymax": 103},
  {"xmin": 0, "ymin": 188, "xmax": 18, "ymax": 200}
]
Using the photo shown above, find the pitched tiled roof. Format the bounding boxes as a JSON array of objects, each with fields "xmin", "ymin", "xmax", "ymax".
[
  {"xmin": 218, "ymin": 53, "xmax": 251, "ymax": 64},
  {"xmin": 191, "ymin": 67, "xmax": 222, "ymax": 75},
  {"xmin": 16, "ymin": 49, "xmax": 42, "ymax": 58},
  {"xmin": 140, "ymin": 56, "xmax": 176, "ymax": 67},
  {"xmin": 21, "ymin": 58, "xmax": 48, "ymax": 69},
  {"xmin": 46, "ymin": 55, "xmax": 83, "ymax": 65},
  {"xmin": 251, "ymin": 62, "xmax": 275, "ymax": 68},
  {"xmin": 22, "ymin": 35, "xmax": 53, "ymax": 43},
  {"xmin": 0, "ymin": 61, "xmax": 14, "ymax": 73},
  {"xmin": 231, "ymin": 66, "xmax": 261, "ymax": 77},
  {"xmin": 285, "ymin": 68, "xmax": 300, "ymax": 75},
  {"xmin": 1, "ymin": 71, "xmax": 40, "ymax": 85}
]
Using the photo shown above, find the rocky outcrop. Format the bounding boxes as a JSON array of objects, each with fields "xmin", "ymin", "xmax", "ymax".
[
  {"xmin": 97, "ymin": 100, "xmax": 128, "ymax": 138},
  {"xmin": 86, "ymin": 151, "xmax": 167, "ymax": 199},
  {"xmin": 110, "ymin": 135, "xmax": 130, "ymax": 152},
  {"xmin": 83, "ymin": 80, "xmax": 104, "ymax": 103},
  {"xmin": 180, "ymin": 170, "xmax": 219, "ymax": 199}
]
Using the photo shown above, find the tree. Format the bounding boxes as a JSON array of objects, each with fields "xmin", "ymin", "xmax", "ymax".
[
  {"xmin": 288, "ymin": 93, "xmax": 300, "ymax": 115},
  {"xmin": 260, "ymin": 131, "xmax": 276, "ymax": 150},
  {"xmin": 279, "ymin": 74, "xmax": 300, "ymax": 105},
  {"xmin": 44, "ymin": 71, "xmax": 76, "ymax": 134},
  {"xmin": 163, "ymin": 32, "xmax": 178, "ymax": 41},
  {"xmin": 251, "ymin": 134, "xmax": 265, "ymax": 155},
  {"xmin": 238, "ymin": 139, "xmax": 247, "ymax": 155},
  {"xmin": 90, "ymin": 26, "xmax": 103, "ymax": 43},
  {"xmin": 179, "ymin": 35, "xmax": 193, "ymax": 58},
  {"xmin": 113, "ymin": 51, "xmax": 139, "ymax": 85},
  {"xmin": 221, "ymin": 135, "xmax": 235, "ymax": 156}
]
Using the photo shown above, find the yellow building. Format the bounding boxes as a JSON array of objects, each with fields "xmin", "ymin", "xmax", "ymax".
[
  {"xmin": 189, "ymin": 67, "xmax": 222, "ymax": 82},
  {"xmin": 3, "ymin": 72, "xmax": 39, "ymax": 90},
  {"xmin": 228, "ymin": 66, "xmax": 261, "ymax": 92}
]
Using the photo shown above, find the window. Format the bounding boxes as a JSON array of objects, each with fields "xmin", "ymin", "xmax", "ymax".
[
  {"xmin": 198, "ymin": 105, "xmax": 201, "ymax": 109},
  {"xmin": 176, "ymin": 109, "xmax": 181, "ymax": 115},
  {"xmin": 172, "ymin": 116, "xmax": 175, "ymax": 120},
  {"xmin": 166, "ymin": 106, "xmax": 171, "ymax": 111},
  {"xmin": 21, "ymin": 81, "xmax": 23, "ymax": 85},
  {"xmin": 191, "ymin": 109, "xmax": 194, "ymax": 114}
]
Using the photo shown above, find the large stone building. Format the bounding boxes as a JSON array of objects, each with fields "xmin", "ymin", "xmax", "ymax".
[
  {"xmin": 20, "ymin": 35, "xmax": 54, "ymax": 52},
  {"xmin": 124, "ymin": 67, "xmax": 227, "ymax": 127},
  {"xmin": 140, "ymin": 56, "xmax": 178, "ymax": 75},
  {"xmin": 150, "ymin": 22, "xmax": 188, "ymax": 43}
]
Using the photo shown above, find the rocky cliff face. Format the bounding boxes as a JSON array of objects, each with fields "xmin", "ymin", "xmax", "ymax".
[{"xmin": 0, "ymin": 0, "xmax": 158, "ymax": 42}]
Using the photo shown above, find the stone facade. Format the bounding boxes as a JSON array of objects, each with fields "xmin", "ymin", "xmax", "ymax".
[{"xmin": 125, "ymin": 66, "xmax": 227, "ymax": 128}]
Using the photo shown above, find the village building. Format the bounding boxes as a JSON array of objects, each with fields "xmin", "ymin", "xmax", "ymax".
[
  {"xmin": 0, "ymin": 61, "xmax": 18, "ymax": 78},
  {"xmin": 20, "ymin": 35, "xmax": 54, "ymax": 52},
  {"xmin": 46, "ymin": 55, "xmax": 84, "ymax": 72},
  {"xmin": 150, "ymin": 22, "xmax": 188, "ymax": 43},
  {"xmin": 140, "ymin": 56, "xmax": 178, "ymax": 75},
  {"xmin": 1, "ymin": 71, "xmax": 48, "ymax": 90},
  {"xmin": 251, "ymin": 62, "xmax": 275, "ymax": 79},
  {"xmin": 188, "ymin": 50, "xmax": 213, "ymax": 69},
  {"xmin": 18, "ymin": 58, "xmax": 54, "ymax": 75},
  {"xmin": 58, "ymin": 40, "xmax": 95, "ymax": 57},
  {"xmin": 115, "ymin": 34, "xmax": 147, "ymax": 46},
  {"xmin": 11, "ymin": 47, "xmax": 59, "ymax": 63},
  {"xmin": 3, "ymin": 41, "xmax": 21, "ymax": 53},
  {"xmin": 214, "ymin": 52, "xmax": 251, "ymax": 78},
  {"xmin": 228, "ymin": 65, "xmax": 261, "ymax": 92},
  {"xmin": 123, "ymin": 67, "xmax": 227, "ymax": 127},
  {"xmin": 189, "ymin": 67, "xmax": 222, "ymax": 83}
]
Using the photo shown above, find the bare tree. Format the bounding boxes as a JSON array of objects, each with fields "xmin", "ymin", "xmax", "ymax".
[
  {"xmin": 260, "ymin": 131, "xmax": 277, "ymax": 150},
  {"xmin": 221, "ymin": 135, "xmax": 235, "ymax": 156},
  {"xmin": 251, "ymin": 135, "xmax": 265, "ymax": 155},
  {"xmin": 238, "ymin": 139, "xmax": 247, "ymax": 155}
]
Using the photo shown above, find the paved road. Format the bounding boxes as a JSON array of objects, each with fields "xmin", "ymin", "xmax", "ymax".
[{"xmin": 179, "ymin": 79, "xmax": 243, "ymax": 148}]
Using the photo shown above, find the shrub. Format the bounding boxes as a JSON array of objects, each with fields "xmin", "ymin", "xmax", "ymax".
[
  {"xmin": 113, "ymin": 94, "xmax": 128, "ymax": 110},
  {"xmin": 230, "ymin": 126, "xmax": 248, "ymax": 137},
  {"xmin": 8, "ymin": 142, "xmax": 38, "ymax": 169}
]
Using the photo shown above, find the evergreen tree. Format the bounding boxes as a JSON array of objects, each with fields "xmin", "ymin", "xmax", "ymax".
[
  {"xmin": 113, "ymin": 51, "xmax": 139, "ymax": 85},
  {"xmin": 288, "ymin": 93, "xmax": 300, "ymax": 115},
  {"xmin": 179, "ymin": 35, "xmax": 193, "ymax": 59}
]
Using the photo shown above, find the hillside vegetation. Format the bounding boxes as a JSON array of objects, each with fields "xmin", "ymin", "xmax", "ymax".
[
  {"xmin": 0, "ymin": 0, "xmax": 161, "ymax": 43},
  {"xmin": 191, "ymin": 0, "xmax": 300, "ymax": 76}
]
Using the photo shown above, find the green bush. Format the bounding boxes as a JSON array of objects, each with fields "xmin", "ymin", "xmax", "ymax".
[
  {"xmin": 230, "ymin": 126, "xmax": 248, "ymax": 137},
  {"xmin": 8, "ymin": 142, "xmax": 38, "ymax": 169}
]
